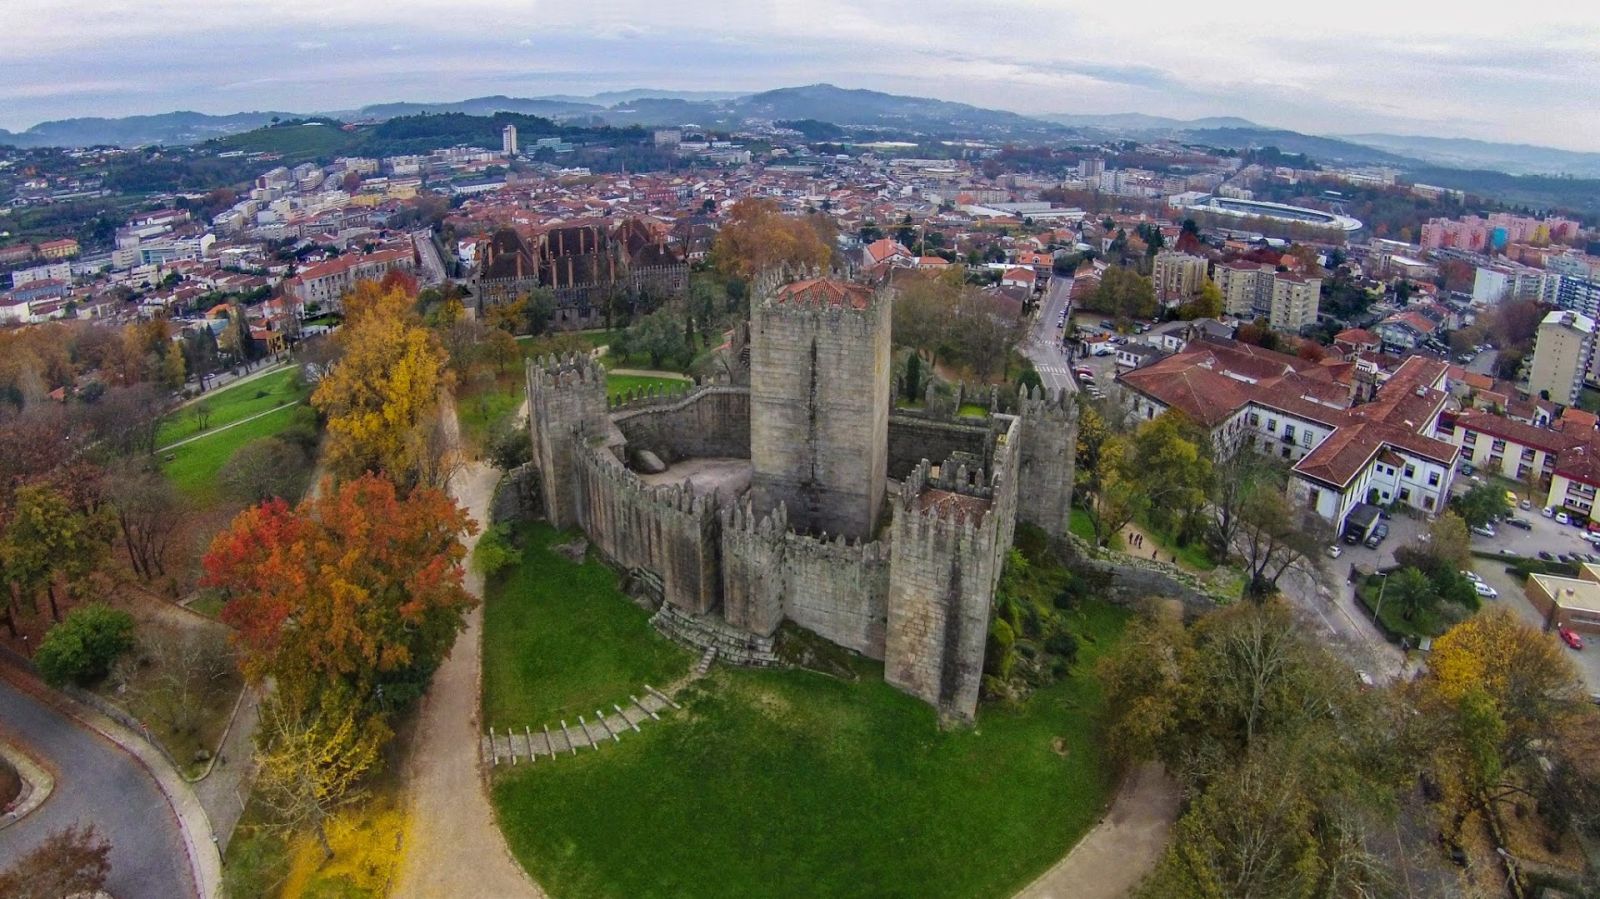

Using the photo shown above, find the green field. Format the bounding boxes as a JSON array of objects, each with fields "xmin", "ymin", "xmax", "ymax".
[
  {"xmin": 210, "ymin": 121, "xmax": 364, "ymax": 162},
  {"xmin": 605, "ymin": 372, "xmax": 691, "ymax": 401},
  {"xmin": 485, "ymin": 526, "xmax": 1128, "ymax": 899},
  {"xmin": 161, "ymin": 404, "xmax": 316, "ymax": 501},
  {"xmin": 156, "ymin": 366, "xmax": 304, "ymax": 449},
  {"xmin": 482, "ymin": 523, "xmax": 692, "ymax": 727}
]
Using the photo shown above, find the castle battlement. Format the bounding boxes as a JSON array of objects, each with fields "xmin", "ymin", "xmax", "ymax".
[
  {"xmin": 527, "ymin": 353, "xmax": 607, "ymax": 393},
  {"xmin": 574, "ymin": 443, "xmax": 715, "ymax": 519}
]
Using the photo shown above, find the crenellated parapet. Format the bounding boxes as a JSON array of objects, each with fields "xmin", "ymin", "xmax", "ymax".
[{"xmin": 526, "ymin": 353, "xmax": 611, "ymax": 528}]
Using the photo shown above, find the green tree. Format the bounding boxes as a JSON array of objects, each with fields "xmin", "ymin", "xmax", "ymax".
[
  {"xmin": 1, "ymin": 485, "xmax": 111, "ymax": 622},
  {"xmin": 1235, "ymin": 489, "xmax": 1327, "ymax": 600},
  {"xmin": 1383, "ymin": 567, "xmax": 1437, "ymax": 624},
  {"xmin": 903, "ymin": 353, "xmax": 923, "ymax": 401},
  {"xmin": 1452, "ymin": 482, "xmax": 1508, "ymax": 528},
  {"xmin": 33, "ymin": 604, "xmax": 135, "ymax": 687},
  {"xmin": 1088, "ymin": 266, "xmax": 1157, "ymax": 324},
  {"xmin": 1128, "ymin": 412, "xmax": 1212, "ymax": 543}
]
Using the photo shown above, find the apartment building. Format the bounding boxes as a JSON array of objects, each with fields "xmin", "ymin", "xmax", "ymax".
[
  {"xmin": 1214, "ymin": 261, "xmax": 1275, "ymax": 317},
  {"xmin": 1528, "ymin": 310, "xmax": 1595, "ymax": 405},
  {"xmin": 1150, "ymin": 251, "xmax": 1208, "ymax": 303},
  {"xmin": 1269, "ymin": 273, "xmax": 1321, "ymax": 333}
]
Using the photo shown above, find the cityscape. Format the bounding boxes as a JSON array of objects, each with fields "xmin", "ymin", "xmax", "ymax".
[{"xmin": 1, "ymin": 6, "xmax": 1599, "ymax": 899}]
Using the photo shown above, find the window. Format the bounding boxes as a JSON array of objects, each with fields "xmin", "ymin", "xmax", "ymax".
[
  {"xmin": 1424, "ymin": 496, "xmax": 1434, "ymax": 510},
  {"xmin": 1521, "ymin": 448, "xmax": 1536, "ymax": 462},
  {"xmin": 1491, "ymin": 438, "xmax": 1506, "ymax": 452},
  {"xmin": 1248, "ymin": 412, "xmax": 1260, "ymax": 426},
  {"xmin": 1517, "ymin": 464, "xmax": 1532, "ymax": 479},
  {"xmin": 1399, "ymin": 488, "xmax": 1411, "ymax": 502},
  {"xmin": 1268, "ymin": 419, "xmax": 1277, "ymax": 432},
  {"xmin": 1283, "ymin": 425, "xmax": 1296, "ymax": 443},
  {"xmin": 1302, "ymin": 430, "xmax": 1313, "ymax": 447},
  {"xmin": 1281, "ymin": 446, "xmax": 1291, "ymax": 459},
  {"xmin": 1428, "ymin": 472, "xmax": 1440, "ymax": 486},
  {"xmin": 1463, "ymin": 431, "xmax": 1477, "ymax": 445},
  {"xmin": 1404, "ymin": 464, "xmax": 1416, "ymax": 479}
]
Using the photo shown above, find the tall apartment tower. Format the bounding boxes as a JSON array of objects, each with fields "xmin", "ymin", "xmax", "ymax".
[
  {"xmin": 1528, "ymin": 309, "xmax": 1596, "ymax": 405},
  {"xmin": 501, "ymin": 123, "xmax": 519, "ymax": 157},
  {"xmin": 748, "ymin": 274, "xmax": 891, "ymax": 540},
  {"xmin": 1268, "ymin": 273, "xmax": 1322, "ymax": 333}
]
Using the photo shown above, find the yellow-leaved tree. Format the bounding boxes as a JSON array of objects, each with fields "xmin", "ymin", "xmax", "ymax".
[{"xmin": 313, "ymin": 282, "xmax": 448, "ymax": 484}]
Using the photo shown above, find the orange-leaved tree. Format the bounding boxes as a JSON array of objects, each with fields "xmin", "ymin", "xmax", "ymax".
[
  {"xmin": 313, "ymin": 281, "xmax": 449, "ymax": 484},
  {"xmin": 709, "ymin": 197, "xmax": 833, "ymax": 281},
  {"xmin": 202, "ymin": 473, "xmax": 476, "ymax": 720}
]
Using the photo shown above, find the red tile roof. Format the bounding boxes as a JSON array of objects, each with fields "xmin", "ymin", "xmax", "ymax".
[{"xmin": 774, "ymin": 278, "xmax": 875, "ymax": 310}]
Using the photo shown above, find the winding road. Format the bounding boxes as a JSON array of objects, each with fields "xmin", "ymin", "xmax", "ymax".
[{"xmin": 0, "ymin": 670, "xmax": 196, "ymax": 898}]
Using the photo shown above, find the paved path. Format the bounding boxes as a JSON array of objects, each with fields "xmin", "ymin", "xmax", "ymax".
[
  {"xmin": 0, "ymin": 669, "xmax": 199, "ymax": 899},
  {"xmin": 391, "ymin": 393, "xmax": 544, "ymax": 898},
  {"xmin": 1014, "ymin": 763, "xmax": 1181, "ymax": 899}
]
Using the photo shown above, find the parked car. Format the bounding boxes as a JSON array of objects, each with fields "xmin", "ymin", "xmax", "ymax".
[
  {"xmin": 1506, "ymin": 516, "xmax": 1532, "ymax": 530},
  {"xmin": 1461, "ymin": 570, "xmax": 1483, "ymax": 584},
  {"xmin": 1543, "ymin": 506, "xmax": 1556, "ymax": 518},
  {"xmin": 1474, "ymin": 581, "xmax": 1499, "ymax": 599},
  {"xmin": 1343, "ymin": 531, "xmax": 1361, "ymax": 545},
  {"xmin": 1558, "ymin": 626, "xmax": 1585, "ymax": 651},
  {"xmin": 1556, "ymin": 511, "xmax": 1572, "ymax": 526},
  {"xmin": 1519, "ymin": 499, "xmax": 1532, "ymax": 511},
  {"xmin": 1470, "ymin": 523, "xmax": 1497, "ymax": 538},
  {"xmin": 1326, "ymin": 545, "xmax": 1343, "ymax": 559}
]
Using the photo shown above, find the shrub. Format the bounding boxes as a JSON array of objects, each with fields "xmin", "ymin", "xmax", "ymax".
[
  {"xmin": 472, "ymin": 523, "xmax": 519, "ymax": 578},
  {"xmin": 34, "ymin": 605, "xmax": 136, "ymax": 687},
  {"xmin": 486, "ymin": 419, "xmax": 532, "ymax": 471}
]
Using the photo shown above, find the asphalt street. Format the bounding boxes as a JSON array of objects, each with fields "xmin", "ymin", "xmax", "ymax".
[
  {"xmin": 0, "ymin": 672, "xmax": 194, "ymax": 898},
  {"xmin": 1024, "ymin": 274, "xmax": 1077, "ymax": 395}
]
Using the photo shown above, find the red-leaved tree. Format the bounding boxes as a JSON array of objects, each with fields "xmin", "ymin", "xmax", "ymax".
[{"xmin": 202, "ymin": 474, "xmax": 476, "ymax": 718}]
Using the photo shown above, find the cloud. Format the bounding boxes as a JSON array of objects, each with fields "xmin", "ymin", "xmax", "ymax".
[{"xmin": 0, "ymin": 2, "xmax": 1595, "ymax": 150}]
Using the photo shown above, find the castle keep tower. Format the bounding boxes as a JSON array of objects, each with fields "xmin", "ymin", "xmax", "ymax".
[
  {"xmin": 748, "ymin": 275, "xmax": 891, "ymax": 541},
  {"xmin": 1016, "ymin": 387, "xmax": 1078, "ymax": 537}
]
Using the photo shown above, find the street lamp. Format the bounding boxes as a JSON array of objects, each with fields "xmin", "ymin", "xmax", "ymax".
[{"xmin": 1372, "ymin": 572, "xmax": 1390, "ymax": 624}]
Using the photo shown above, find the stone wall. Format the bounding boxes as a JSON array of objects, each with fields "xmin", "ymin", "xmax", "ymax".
[
  {"xmin": 490, "ymin": 463, "xmax": 541, "ymax": 525},
  {"xmin": 1017, "ymin": 388, "xmax": 1078, "ymax": 538},
  {"xmin": 885, "ymin": 414, "xmax": 993, "ymax": 480},
  {"xmin": 748, "ymin": 276, "xmax": 891, "ymax": 540},
  {"xmin": 720, "ymin": 500, "xmax": 891, "ymax": 658},
  {"xmin": 612, "ymin": 387, "xmax": 751, "ymax": 464},
  {"xmin": 527, "ymin": 355, "xmax": 611, "ymax": 529},
  {"xmin": 572, "ymin": 443, "xmax": 720, "ymax": 615}
]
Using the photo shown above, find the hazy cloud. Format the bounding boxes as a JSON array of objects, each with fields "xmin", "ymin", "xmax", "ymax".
[{"xmin": 1, "ymin": 1, "xmax": 1596, "ymax": 150}]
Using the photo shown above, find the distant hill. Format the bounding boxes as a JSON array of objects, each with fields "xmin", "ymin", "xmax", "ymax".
[
  {"xmin": 207, "ymin": 119, "xmax": 366, "ymax": 161},
  {"xmin": 1180, "ymin": 127, "xmax": 1422, "ymax": 168},
  {"xmin": 0, "ymin": 110, "xmax": 300, "ymax": 148},
  {"xmin": 1340, "ymin": 133, "xmax": 1600, "ymax": 178},
  {"xmin": 726, "ymin": 84, "xmax": 1065, "ymax": 137},
  {"xmin": 536, "ymin": 88, "xmax": 746, "ymax": 106},
  {"xmin": 354, "ymin": 96, "xmax": 603, "ymax": 121},
  {"xmin": 1039, "ymin": 112, "xmax": 1259, "ymax": 132}
]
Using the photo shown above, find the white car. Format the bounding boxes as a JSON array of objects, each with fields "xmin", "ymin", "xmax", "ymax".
[
  {"xmin": 1327, "ymin": 545, "xmax": 1344, "ymax": 559},
  {"xmin": 1556, "ymin": 511, "xmax": 1572, "ymax": 526},
  {"xmin": 1470, "ymin": 524, "xmax": 1497, "ymax": 538},
  {"xmin": 1474, "ymin": 581, "xmax": 1499, "ymax": 599},
  {"xmin": 1543, "ymin": 506, "xmax": 1556, "ymax": 518},
  {"xmin": 1461, "ymin": 570, "xmax": 1483, "ymax": 584}
]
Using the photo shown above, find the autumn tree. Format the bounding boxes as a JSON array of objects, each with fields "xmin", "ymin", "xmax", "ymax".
[
  {"xmin": 1234, "ymin": 488, "xmax": 1328, "ymax": 600},
  {"xmin": 1127, "ymin": 412, "xmax": 1212, "ymax": 543},
  {"xmin": 255, "ymin": 687, "xmax": 384, "ymax": 859},
  {"xmin": 202, "ymin": 474, "xmax": 475, "ymax": 720},
  {"xmin": 0, "ymin": 824, "xmax": 112, "ymax": 899},
  {"xmin": 2, "ymin": 485, "xmax": 113, "ymax": 621},
  {"xmin": 1086, "ymin": 266, "xmax": 1157, "ymax": 324},
  {"xmin": 1174, "ymin": 278, "xmax": 1224, "ymax": 321},
  {"xmin": 218, "ymin": 437, "xmax": 310, "ymax": 506},
  {"xmin": 1207, "ymin": 451, "xmax": 1283, "ymax": 557},
  {"xmin": 483, "ymin": 327, "xmax": 520, "ymax": 375},
  {"xmin": 312, "ymin": 284, "xmax": 449, "ymax": 485},
  {"xmin": 710, "ymin": 197, "xmax": 832, "ymax": 280}
]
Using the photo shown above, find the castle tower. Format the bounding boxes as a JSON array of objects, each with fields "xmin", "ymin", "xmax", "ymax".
[
  {"xmin": 748, "ymin": 274, "xmax": 891, "ymax": 541},
  {"xmin": 1017, "ymin": 387, "xmax": 1078, "ymax": 538},
  {"xmin": 884, "ymin": 459, "xmax": 1005, "ymax": 724},
  {"xmin": 526, "ymin": 354, "xmax": 610, "ymax": 529}
]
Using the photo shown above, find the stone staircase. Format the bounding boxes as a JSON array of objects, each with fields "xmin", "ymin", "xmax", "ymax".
[
  {"xmin": 695, "ymin": 646, "xmax": 717, "ymax": 676},
  {"xmin": 651, "ymin": 604, "xmax": 782, "ymax": 668},
  {"xmin": 481, "ymin": 685, "xmax": 680, "ymax": 767}
]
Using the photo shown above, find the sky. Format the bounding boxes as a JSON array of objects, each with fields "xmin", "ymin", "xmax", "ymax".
[{"xmin": 4, "ymin": 1, "xmax": 1599, "ymax": 152}]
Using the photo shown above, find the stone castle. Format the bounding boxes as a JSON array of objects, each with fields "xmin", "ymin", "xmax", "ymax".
[{"xmin": 524, "ymin": 273, "xmax": 1077, "ymax": 722}]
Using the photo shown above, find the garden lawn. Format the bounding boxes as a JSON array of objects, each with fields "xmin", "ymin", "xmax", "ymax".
[
  {"xmin": 161, "ymin": 404, "xmax": 316, "ymax": 502},
  {"xmin": 481, "ymin": 522, "xmax": 691, "ymax": 727},
  {"xmin": 605, "ymin": 372, "xmax": 690, "ymax": 402},
  {"xmin": 1356, "ymin": 574, "xmax": 1452, "ymax": 641},
  {"xmin": 488, "ymin": 560, "xmax": 1128, "ymax": 899},
  {"xmin": 155, "ymin": 366, "xmax": 304, "ymax": 449}
]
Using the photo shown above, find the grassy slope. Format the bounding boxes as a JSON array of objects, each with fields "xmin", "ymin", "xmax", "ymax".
[
  {"xmin": 481, "ymin": 522, "xmax": 691, "ymax": 727},
  {"xmin": 486, "ymin": 524, "xmax": 1128, "ymax": 899},
  {"xmin": 155, "ymin": 366, "xmax": 302, "ymax": 449},
  {"xmin": 161, "ymin": 405, "xmax": 315, "ymax": 501}
]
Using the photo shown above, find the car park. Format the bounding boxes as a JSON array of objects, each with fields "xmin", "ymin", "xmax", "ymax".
[
  {"xmin": 1539, "ymin": 551, "xmax": 1555, "ymax": 561},
  {"xmin": 1461, "ymin": 570, "xmax": 1483, "ymax": 584},
  {"xmin": 1558, "ymin": 626, "xmax": 1585, "ymax": 651},
  {"xmin": 1474, "ymin": 581, "xmax": 1499, "ymax": 599},
  {"xmin": 1506, "ymin": 516, "xmax": 1532, "ymax": 530},
  {"xmin": 1557, "ymin": 511, "xmax": 1572, "ymax": 525}
]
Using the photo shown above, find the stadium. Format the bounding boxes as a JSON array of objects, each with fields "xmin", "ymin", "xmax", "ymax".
[{"xmin": 1184, "ymin": 195, "xmax": 1364, "ymax": 233}]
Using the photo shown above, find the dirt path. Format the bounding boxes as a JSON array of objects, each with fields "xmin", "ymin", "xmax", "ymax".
[
  {"xmin": 391, "ymin": 395, "xmax": 544, "ymax": 899},
  {"xmin": 156, "ymin": 401, "xmax": 301, "ymax": 453},
  {"xmin": 1013, "ymin": 763, "xmax": 1181, "ymax": 899}
]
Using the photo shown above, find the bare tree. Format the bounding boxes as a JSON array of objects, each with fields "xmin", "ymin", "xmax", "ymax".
[
  {"xmin": 131, "ymin": 629, "xmax": 235, "ymax": 741},
  {"xmin": 1235, "ymin": 489, "xmax": 1328, "ymax": 600},
  {"xmin": 0, "ymin": 824, "xmax": 112, "ymax": 899},
  {"xmin": 104, "ymin": 463, "xmax": 184, "ymax": 579}
]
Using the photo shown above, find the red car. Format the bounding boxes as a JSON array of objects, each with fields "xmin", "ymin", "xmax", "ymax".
[{"xmin": 1558, "ymin": 626, "xmax": 1585, "ymax": 651}]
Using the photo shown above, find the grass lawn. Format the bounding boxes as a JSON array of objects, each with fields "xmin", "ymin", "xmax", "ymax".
[
  {"xmin": 156, "ymin": 366, "xmax": 304, "ymax": 449},
  {"xmin": 458, "ymin": 373, "xmax": 525, "ymax": 453},
  {"xmin": 161, "ymin": 404, "xmax": 317, "ymax": 502},
  {"xmin": 957, "ymin": 402, "xmax": 989, "ymax": 417},
  {"xmin": 605, "ymin": 372, "xmax": 690, "ymax": 402},
  {"xmin": 1356, "ymin": 574, "xmax": 1453, "ymax": 641},
  {"xmin": 482, "ymin": 522, "xmax": 691, "ymax": 727},
  {"xmin": 486, "ymin": 525, "xmax": 1128, "ymax": 899}
]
